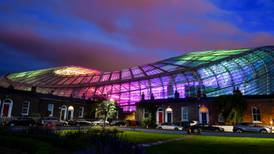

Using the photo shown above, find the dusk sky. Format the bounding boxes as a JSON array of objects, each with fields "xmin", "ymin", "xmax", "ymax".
[{"xmin": 0, "ymin": 0, "xmax": 273, "ymax": 75}]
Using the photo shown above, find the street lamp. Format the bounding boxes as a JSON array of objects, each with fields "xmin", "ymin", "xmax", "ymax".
[{"xmin": 270, "ymin": 119, "xmax": 273, "ymax": 133}]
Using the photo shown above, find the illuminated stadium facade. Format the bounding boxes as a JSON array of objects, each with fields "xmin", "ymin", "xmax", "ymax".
[{"xmin": 0, "ymin": 46, "xmax": 273, "ymax": 112}]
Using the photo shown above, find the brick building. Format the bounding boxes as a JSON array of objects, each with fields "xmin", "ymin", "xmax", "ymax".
[
  {"xmin": 0, "ymin": 46, "xmax": 273, "ymax": 125},
  {"xmin": 136, "ymin": 95, "xmax": 274, "ymax": 126},
  {"xmin": 0, "ymin": 87, "xmax": 95, "ymax": 123},
  {"xmin": 0, "ymin": 46, "xmax": 273, "ymax": 115}
]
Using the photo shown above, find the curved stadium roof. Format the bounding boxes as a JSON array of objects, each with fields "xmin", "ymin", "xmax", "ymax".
[{"xmin": 1, "ymin": 46, "xmax": 273, "ymax": 112}]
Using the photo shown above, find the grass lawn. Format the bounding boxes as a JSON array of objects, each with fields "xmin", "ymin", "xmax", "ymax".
[
  {"xmin": 146, "ymin": 135, "xmax": 274, "ymax": 154},
  {"xmin": 3, "ymin": 127, "xmax": 274, "ymax": 154},
  {"xmin": 121, "ymin": 131, "xmax": 183, "ymax": 144},
  {"xmin": 0, "ymin": 135, "xmax": 54, "ymax": 154}
]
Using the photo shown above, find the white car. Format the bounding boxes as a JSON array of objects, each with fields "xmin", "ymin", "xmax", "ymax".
[
  {"xmin": 157, "ymin": 123, "xmax": 183, "ymax": 130},
  {"xmin": 91, "ymin": 119, "xmax": 109, "ymax": 126},
  {"xmin": 190, "ymin": 120, "xmax": 198, "ymax": 126}
]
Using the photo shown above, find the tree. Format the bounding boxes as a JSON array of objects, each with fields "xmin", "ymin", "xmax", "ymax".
[
  {"xmin": 217, "ymin": 94, "xmax": 246, "ymax": 125},
  {"xmin": 138, "ymin": 102, "xmax": 157, "ymax": 128},
  {"xmin": 96, "ymin": 99, "xmax": 117, "ymax": 128}
]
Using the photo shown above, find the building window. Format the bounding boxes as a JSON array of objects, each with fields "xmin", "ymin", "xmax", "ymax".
[
  {"xmin": 48, "ymin": 104, "xmax": 54, "ymax": 117},
  {"xmin": 21, "ymin": 101, "xmax": 30, "ymax": 116},
  {"xmin": 143, "ymin": 108, "xmax": 150, "ymax": 118},
  {"xmin": 252, "ymin": 107, "xmax": 261, "ymax": 122},
  {"xmin": 218, "ymin": 113, "xmax": 224, "ymax": 123},
  {"xmin": 79, "ymin": 107, "xmax": 84, "ymax": 118},
  {"xmin": 181, "ymin": 107, "xmax": 189, "ymax": 122}
]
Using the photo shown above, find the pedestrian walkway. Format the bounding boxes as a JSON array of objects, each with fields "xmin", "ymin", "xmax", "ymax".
[
  {"xmin": 120, "ymin": 127, "xmax": 274, "ymax": 138},
  {"xmin": 139, "ymin": 136, "xmax": 191, "ymax": 147}
]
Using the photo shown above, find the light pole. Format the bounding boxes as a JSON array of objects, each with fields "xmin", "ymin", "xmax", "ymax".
[{"xmin": 270, "ymin": 119, "xmax": 273, "ymax": 134}]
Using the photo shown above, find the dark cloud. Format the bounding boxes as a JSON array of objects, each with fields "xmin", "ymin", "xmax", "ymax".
[
  {"xmin": 0, "ymin": 27, "xmax": 158, "ymax": 71},
  {"xmin": 0, "ymin": 0, "xmax": 273, "ymax": 74}
]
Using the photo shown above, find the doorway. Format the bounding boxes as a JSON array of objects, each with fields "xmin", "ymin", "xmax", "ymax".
[
  {"xmin": 157, "ymin": 108, "xmax": 164, "ymax": 124},
  {"xmin": 165, "ymin": 107, "xmax": 173, "ymax": 123},
  {"xmin": 1, "ymin": 99, "xmax": 13, "ymax": 118},
  {"xmin": 158, "ymin": 112, "xmax": 163, "ymax": 123},
  {"xmin": 199, "ymin": 105, "xmax": 209, "ymax": 124},
  {"xmin": 67, "ymin": 106, "xmax": 74, "ymax": 120},
  {"xmin": 201, "ymin": 112, "xmax": 207, "ymax": 124},
  {"xmin": 60, "ymin": 105, "xmax": 67, "ymax": 121},
  {"xmin": 167, "ymin": 112, "xmax": 172, "ymax": 123}
]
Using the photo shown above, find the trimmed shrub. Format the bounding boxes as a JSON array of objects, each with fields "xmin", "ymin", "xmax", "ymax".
[{"xmin": 0, "ymin": 126, "xmax": 143, "ymax": 154}]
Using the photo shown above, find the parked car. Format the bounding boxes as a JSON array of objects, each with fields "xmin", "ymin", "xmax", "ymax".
[
  {"xmin": 8, "ymin": 117, "xmax": 36, "ymax": 127},
  {"xmin": 91, "ymin": 119, "xmax": 109, "ymax": 126},
  {"xmin": 186, "ymin": 125, "xmax": 202, "ymax": 134},
  {"xmin": 68, "ymin": 119, "xmax": 92, "ymax": 126},
  {"xmin": 157, "ymin": 122, "xmax": 183, "ymax": 130},
  {"xmin": 174, "ymin": 120, "xmax": 198, "ymax": 130},
  {"xmin": 126, "ymin": 120, "xmax": 139, "ymax": 127},
  {"xmin": 197, "ymin": 124, "xmax": 224, "ymax": 132},
  {"xmin": 110, "ymin": 120, "xmax": 128, "ymax": 127},
  {"xmin": 233, "ymin": 122, "xmax": 271, "ymax": 133},
  {"xmin": 174, "ymin": 121, "xmax": 201, "ymax": 134},
  {"xmin": 38, "ymin": 117, "xmax": 68, "ymax": 127}
]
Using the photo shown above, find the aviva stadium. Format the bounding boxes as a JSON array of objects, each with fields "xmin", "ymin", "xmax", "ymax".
[{"xmin": 0, "ymin": 46, "xmax": 273, "ymax": 112}]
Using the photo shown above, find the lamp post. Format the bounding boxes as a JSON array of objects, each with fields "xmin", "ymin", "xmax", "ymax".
[{"xmin": 270, "ymin": 119, "xmax": 273, "ymax": 134}]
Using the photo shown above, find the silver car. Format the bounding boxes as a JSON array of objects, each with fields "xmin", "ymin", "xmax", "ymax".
[
  {"xmin": 39, "ymin": 117, "xmax": 68, "ymax": 127},
  {"xmin": 157, "ymin": 123, "xmax": 183, "ymax": 131},
  {"xmin": 91, "ymin": 119, "xmax": 109, "ymax": 126},
  {"xmin": 233, "ymin": 122, "xmax": 271, "ymax": 133}
]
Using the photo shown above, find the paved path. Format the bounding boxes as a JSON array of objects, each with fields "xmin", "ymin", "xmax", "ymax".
[{"xmin": 139, "ymin": 137, "xmax": 188, "ymax": 147}]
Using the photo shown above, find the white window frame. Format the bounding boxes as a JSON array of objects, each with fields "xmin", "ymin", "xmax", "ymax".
[
  {"xmin": 252, "ymin": 107, "xmax": 261, "ymax": 122},
  {"xmin": 181, "ymin": 107, "xmax": 189, "ymax": 122},
  {"xmin": 48, "ymin": 104, "xmax": 54, "ymax": 117},
  {"xmin": 79, "ymin": 106, "xmax": 84, "ymax": 118},
  {"xmin": 21, "ymin": 101, "xmax": 30, "ymax": 116}
]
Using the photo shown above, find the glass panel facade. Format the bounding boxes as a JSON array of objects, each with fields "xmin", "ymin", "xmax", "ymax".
[
  {"xmin": 121, "ymin": 69, "xmax": 132, "ymax": 80},
  {"xmin": 131, "ymin": 67, "xmax": 144, "ymax": 78},
  {"xmin": 4, "ymin": 47, "xmax": 274, "ymax": 112}
]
